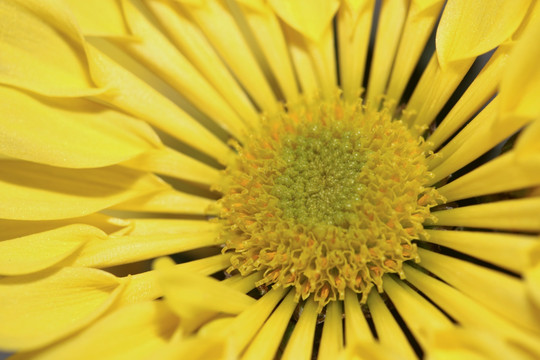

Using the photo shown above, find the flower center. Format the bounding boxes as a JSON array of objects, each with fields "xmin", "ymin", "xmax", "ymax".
[{"xmin": 216, "ymin": 97, "xmax": 443, "ymax": 310}]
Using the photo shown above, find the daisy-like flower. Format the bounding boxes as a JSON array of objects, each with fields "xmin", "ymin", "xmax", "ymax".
[{"xmin": 1, "ymin": 0, "xmax": 540, "ymax": 359}]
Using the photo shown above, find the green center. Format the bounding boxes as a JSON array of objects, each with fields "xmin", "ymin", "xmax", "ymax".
[{"xmin": 271, "ymin": 127, "xmax": 366, "ymax": 227}]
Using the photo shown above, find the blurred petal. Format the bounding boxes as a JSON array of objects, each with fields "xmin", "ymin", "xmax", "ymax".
[
  {"xmin": 183, "ymin": 0, "xmax": 279, "ymax": 114},
  {"xmin": 432, "ymin": 197, "xmax": 540, "ymax": 232},
  {"xmin": 337, "ymin": 0, "xmax": 374, "ymax": 101},
  {"xmin": 424, "ymin": 229, "xmax": 540, "ymax": 273},
  {"xmin": 386, "ymin": 0, "xmax": 445, "ymax": 102},
  {"xmin": 417, "ymin": 248, "xmax": 540, "ymax": 334},
  {"xmin": 156, "ymin": 264, "xmax": 255, "ymax": 319},
  {"xmin": 71, "ymin": 231, "xmax": 221, "ymax": 269},
  {"xmin": 0, "ymin": 224, "xmax": 106, "ymax": 276},
  {"xmin": 12, "ymin": 301, "xmax": 179, "ymax": 360},
  {"xmin": 0, "ymin": 160, "xmax": 167, "ymax": 220},
  {"xmin": 344, "ymin": 289, "xmax": 372, "ymax": 345},
  {"xmin": 498, "ymin": 13, "xmax": 540, "ymax": 124},
  {"xmin": 436, "ymin": 0, "xmax": 531, "ymax": 66},
  {"xmin": 237, "ymin": 0, "xmax": 300, "ymax": 103},
  {"xmin": 383, "ymin": 276, "xmax": 453, "ymax": 348},
  {"xmin": 0, "ymin": 267, "xmax": 127, "ymax": 351},
  {"xmin": 145, "ymin": 0, "xmax": 260, "ymax": 129},
  {"xmin": 366, "ymin": 0, "xmax": 407, "ymax": 101},
  {"xmin": 437, "ymin": 152, "xmax": 540, "ymax": 202},
  {"xmin": 0, "ymin": 214, "xmax": 127, "ymax": 241},
  {"xmin": 118, "ymin": 0, "xmax": 249, "ymax": 139},
  {"xmin": 242, "ymin": 290, "xmax": 297, "ymax": 360},
  {"xmin": 282, "ymin": 298, "xmax": 318, "ymax": 360},
  {"xmin": 62, "ymin": 0, "xmax": 132, "ymax": 38},
  {"xmin": 0, "ymin": 85, "xmax": 160, "ymax": 168},
  {"xmin": 112, "ymin": 188, "xmax": 215, "ymax": 215},
  {"xmin": 0, "ymin": 0, "xmax": 104, "ymax": 96},
  {"xmin": 122, "ymin": 147, "xmax": 222, "ymax": 186},
  {"xmin": 318, "ymin": 300, "xmax": 343, "ymax": 360},
  {"xmin": 368, "ymin": 291, "xmax": 417, "ymax": 360},
  {"xmin": 269, "ymin": 0, "xmax": 339, "ymax": 42}
]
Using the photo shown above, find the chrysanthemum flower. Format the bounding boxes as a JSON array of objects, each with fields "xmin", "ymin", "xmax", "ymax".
[{"xmin": 1, "ymin": 0, "xmax": 540, "ymax": 359}]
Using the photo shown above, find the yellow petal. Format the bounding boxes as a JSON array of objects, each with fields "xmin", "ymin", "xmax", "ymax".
[
  {"xmin": 367, "ymin": 291, "xmax": 417, "ymax": 360},
  {"xmin": 0, "ymin": 85, "xmax": 160, "ymax": 168},
  {"xmin": 407, "ymin": 55, "xmax": 473, "ymax": 129},
  {"xmin": 214, "ymin": 288, "xmax": 288, "ymax": 355},
  {"xmin": 281, "ymin": 298, "xmax": 318, "ymax": 360},
  {"xmin": 403, "ymin": 264, "xmax": 540, "ymax": 355},
  {"xmin": 386, "ymin": 0, "xmax": 445, "ymax": 103},
  {"xmin": 428, "ymin": 328, "xmax": 531, "ymax": 360},
  {"xmin": 337, "ymin": 0, "xmax": 374, "ymax": 101},
  {"xmin": 86, "ymin": 43, "xmax": 235, "ymax": 165},
  {"xmin": 418, "ymin": 248, "xmax": 540, "ymax": 334},
  {"xmin": 435, "ymin": 0, "xmax": 531, "ymax": 66},
  {"xmin": 147, "ymin": 336, "xmax": 234, "ymax": 360},
  {"xmin": 283, "ymin": 24, "xmax": 319, "ymax": 98},
  {"xmin": 366, "ymin": 0, "xmax": 408, "ymax": 102},
  {"xmin": 268, "ymin": 0, "xmax": 339, "ymax": 43},
  {"xmin": 318, "ymin": 300, "xmax": 343, "ymax": 360},
  {"xmin": 242, "ymin": 290, "xmax": 297, "ymax": 360},
  {"xmin": 71, "ymin": 231, "xmax": 221, "ymax": 269},
  {"xmin": 0, "ymin": 224, "xmax": 106, "ymax": 276},
  {"xmin": 424, "ymin": 229, "xmax": 540, "ymax": 273},
  {"xmin": 112, "ymin": 188, "xmax": 215, "ymax": 215},
  {"xmin": 12, "ymin": 301, "xmax": 179, "ymax": 360},
  {"xmin": 427, "ymin": 46, "xmax": 510, "ymax": 149},
  {"xmin": 0, "ymin": 213, "xmax": 128, "ymax": 241},
  {"xmin": 122, "ymin": 147, "xmax": 222, "ymax": 187},
  {"xmin": 0, "ymin": 0, "xmax": 104, "ymax": 96},
  {"xmin": 498, "ymin": 10, "xmax": 540, "ymax": 123},
  {"xmin": 429, "ymin": 99, "xmax": 500, "ymax": 183},
  {"xmin": 437, "ymin": 151, "xmax": 540, "ymax": 202},
  {"xmin": 145, "ymin": 0, "xmax": 260, "ymax": 129},
  {"xmin": 0, "ymin": 160, "xmax": 167, "ymax": 220},
  {"xmin": 383, "ymin": 275, "xmax": 453, "ymax": 348},
  {"xmin": 119, "ymin": 0, "xmax": 249, "ymax": 139},
  {"xmin": 344, "ymin": 289, "xmax": 373, "ymax": 345},
  {"xmin": 117, "ymin": 254, "xmax": 233, "ymax": 307},
  {"xmin": 183, "ymin": 0, "xmax": 278, "ymax": 114},
  {"xmin": 432, "ymin": 197, "xmax": 540, "ymax": 232},
  {"xmin": 338, "ymin": 341, "xmax": 409, "ymax": 360},
  {"xmin": 62, "ymin": 0, "xmax": 132, "ymax": 38},
  {"xmin": 157, "ymin": 266, "xmax": 256, "ymax": 319},
  {"xmin": 237, "ymin": 0, "xmax": 300, "ymax": 103},
  {"xmin": 525, "ymin": 264, "xmax": 540, "ymax": 312},
  {"xmin": 306, "ymin": 26, "xmax": 338, "ymax": 99},
  {"xmin": 515, "ymin": 119, "xmax": 540, "ymax": 163},
  {"xmin": 0, "ymin": 267, "xmax": 127, "ymax": 351},
  {"xmin": 117, "ymin": 218, "xmax": 219, "ymax": 237}
]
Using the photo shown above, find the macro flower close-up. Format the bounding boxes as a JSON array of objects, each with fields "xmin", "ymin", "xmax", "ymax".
[{"xmin": 1, "ymin": 0, "xmax": 540, "ymax": 359}]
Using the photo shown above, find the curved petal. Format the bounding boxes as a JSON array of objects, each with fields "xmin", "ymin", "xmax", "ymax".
[
  {"xmin": 0, "ymin": 224, "xmax": 106, "ymax": 276},
  {"xmin": 11, "ymin": 301, "xmax": 179, "ymax": 360},
  {"xmin": 269, "ymin": 0, "xmax": 339, "ymax": 43},
  {"xmin": 0, "ymin": 0, "xmax": 104, "ymax": 96},
  {"xmin": 436, "ymin": 0, "xmax": 531, "ymax": 67},
  {"xmin": 62, "ymin": 0, "xmax": 132, "ymax": 38},
  {"xmin": 0, "ymin": 267, "xmax": 127, "ymax": 351},
  {"xmin": 0, "ymin": 160, "xmax": 168, "ymax": 220},
  {"xmin": 0, "ymin": 85, "xmax": 160, "ymax": 168}
]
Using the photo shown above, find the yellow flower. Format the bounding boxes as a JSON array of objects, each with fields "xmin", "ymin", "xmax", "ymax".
[{"xmin": 0, "ymin": 0, "xmax": 539, "ymax": 359}]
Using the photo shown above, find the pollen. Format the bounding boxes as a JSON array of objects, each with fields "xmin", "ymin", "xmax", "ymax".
[{"xmin": 215, "ymin": 96, "xmax": 444, "ymax": 311}]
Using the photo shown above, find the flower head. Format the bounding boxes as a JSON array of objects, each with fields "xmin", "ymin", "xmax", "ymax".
[{"xmin": 0, "ymin": 0, "xmax": 539, "ymax": 359}]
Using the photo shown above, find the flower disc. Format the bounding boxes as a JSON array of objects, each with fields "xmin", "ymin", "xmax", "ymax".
[{"xmin": 217, "ymin": 97, "xmax": 443, "ymax": 310}]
